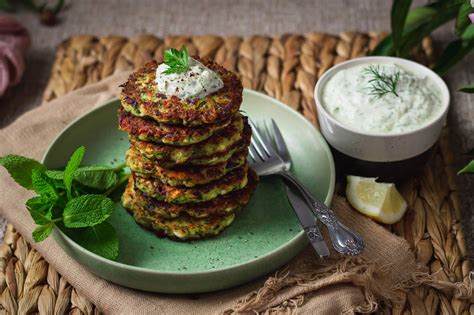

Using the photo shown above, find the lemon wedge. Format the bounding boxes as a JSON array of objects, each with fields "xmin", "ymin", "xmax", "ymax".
[{"xmin": 346, "ymin": 175, "xmax": 407, "ymax": 224}]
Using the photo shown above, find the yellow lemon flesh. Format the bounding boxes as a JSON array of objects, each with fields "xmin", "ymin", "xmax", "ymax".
[{"xmin": 346, "ymin": 175, "xmax": 408, "ymax": 224}]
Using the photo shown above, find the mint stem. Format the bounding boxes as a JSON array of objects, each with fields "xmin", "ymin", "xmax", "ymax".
[
  {"xmin": 111, "ymin": 162, "xmax": 127, "ymax": 172},
  {"xmin": 104, "ymin": 173, "xmax": 130, "ymax": 197}
]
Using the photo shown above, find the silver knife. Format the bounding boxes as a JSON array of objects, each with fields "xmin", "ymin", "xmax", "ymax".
[
  {"xmin": 255, "ymin": 118, "xmax": 330, "ymax": 258},
  {"xmin": 286, "ymin": 185, "xmax": 330, "ymax": 258}
]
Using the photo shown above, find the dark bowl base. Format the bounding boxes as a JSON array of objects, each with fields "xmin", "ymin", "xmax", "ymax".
[{"xmin": 330, "ymin": 144, "xmax": 437, "ymax": 183}]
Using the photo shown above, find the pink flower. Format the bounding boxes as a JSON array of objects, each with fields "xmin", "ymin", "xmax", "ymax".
[{"xmin": 470, "ymin": 13, "xmax": 474, "ymax": 24}]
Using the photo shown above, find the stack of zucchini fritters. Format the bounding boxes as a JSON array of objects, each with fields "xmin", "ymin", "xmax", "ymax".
[{"xmin": 119, "ymin": 58, "xmax": 257, "ymax": 240}]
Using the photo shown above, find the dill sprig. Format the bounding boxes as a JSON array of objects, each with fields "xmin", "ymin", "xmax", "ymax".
[{"xmin": 362, "ymin": 65, "xmax": 400, "ymax": 98}]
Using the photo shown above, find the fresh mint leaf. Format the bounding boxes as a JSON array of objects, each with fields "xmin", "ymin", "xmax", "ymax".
[
  {"xmin": 32, "ymin": 223, "xmax": 54, "ymax": 242},
  {"xmin": 45, "ymin": 170, "xmax": 66, "ymax": 191},
  {"xmin": 45, "ymin": 170, "xmax": 64, "ymax": 180},
  {"xmin": 26, "ymin": 195, "xmax": 51, "ymax": 212},
  {"xmin": 64, "ymin": 146, "xmax": 85, "ymax": 199},
  {"xmin": 29, "ymin": 209, "xmax": 53, "ymax": 225},
  {"xmin": 67, "ymin": 222, "xmax": 119, "ymax": 260},
  {"xmin": 74, "ymin": 166, "xmax": 118, "ymax": 190},
  {"xmin": 459, "ymin": 83, "xmax": 474, "ymax": 93},
  {"xmin": 391, "ymin": 0, "xmax": 413, "ymax": 56},
  {"xmin": 31, "ymin": 169, "xmax": 58, "ymax": 199},
  {"xmin": 26, "ymin": 196, "xmax": 53, "ymax": 225},
  {"xmin": 163, "ymin": 46, "xmax": 190, "ymax": 74},
  {"xmin": 63, "ymin": 194, "xmax": 114, "ymax": 228},
  {"xmin": 47, "ymin": 166, "xmax": 119, "ymax": 190},
  {"xmin": 0, "ymin": 155, "xmax": 45, "ymax": 190},
  {"xmin": 458, "ymin": 160, "xmax": 474, "ymax": 174}
]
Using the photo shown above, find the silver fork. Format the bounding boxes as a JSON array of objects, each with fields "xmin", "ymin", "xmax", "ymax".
[
  {"xmin": 258, "ymin": 120, "xmax": 330, "ymax": 258},
  {"xmin": 248, "ymin": 119, "xmax": 365, "ymax": 256}
]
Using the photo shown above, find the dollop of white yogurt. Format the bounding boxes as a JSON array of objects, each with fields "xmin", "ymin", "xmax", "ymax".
[
  {"xmin": 322, "ymin": 63, "xmax": 442, "ymax": 134},
  {"xmin": 155, "ymin": 58, "xmax": 224, "ymax": 100}
]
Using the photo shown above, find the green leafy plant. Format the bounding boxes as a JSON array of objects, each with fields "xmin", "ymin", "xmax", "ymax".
[
  {"xmin": 433, "ymin": 24, "xmax": 474, "ymax": 76},
  {"xmin": 456, "ymin": 28, "xmax": 474, "ymax": 172},
  {"xmin": 460, "ymin": 83, "xmax": 474, "ymax": 93},
  {"xmin": 0, "ymin": 147, "xmax": 129, "ymax": 260},
  {"xmin": 458, "ymin": 160, "xmax": 474, "ymax": 174},
  {"xmin": 372, "ymin": 0, "xmax": 474, "ymax": 77},
  {"xmin": 373, "ymin": 0, "xmax": 474, "ymax": 174},
  {"xmin": 163, "ymin": 46, "xmax": 190, "ymax": 75},
  {"xmin": 391, "ymin": 0, "xmax": 414, "ymax": 56},
  {"xmin": 0, "ymin": 0, "xmax": 65, "ymax": 26}
]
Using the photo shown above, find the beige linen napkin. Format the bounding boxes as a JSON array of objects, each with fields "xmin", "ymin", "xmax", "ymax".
[{"xmin": 0, "ymin": 73, "xmax": 444, "ymax": 314}]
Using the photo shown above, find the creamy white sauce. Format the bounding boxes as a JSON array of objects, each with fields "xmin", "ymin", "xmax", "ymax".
[
  {"xmin": 155, "ymin": 58, "xmax": 224, "ymax": 100},
  {"xmin": 322, "ymin": 63, "xmax": 442, "ymax": 134}
]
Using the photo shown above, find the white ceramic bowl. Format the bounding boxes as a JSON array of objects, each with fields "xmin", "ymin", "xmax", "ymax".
[{"xmin": 314, "ymin": 56, "xmax": 450, "ymax": 180}]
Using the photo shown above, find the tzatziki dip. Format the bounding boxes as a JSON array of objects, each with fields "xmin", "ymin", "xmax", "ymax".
[
  {"xmin": 321, "ymin": 63, "xmax": 443, "ymax": 134},
  {"xmin": 155, "ymin": 58, "xmax": 224, "ymax": 100}
]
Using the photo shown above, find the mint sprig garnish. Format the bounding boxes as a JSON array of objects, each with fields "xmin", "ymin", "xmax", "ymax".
[
  {"xmin": 0, "ymin": 147, "xmax": 129, "ymax": 261},
  {"xmin": 163, "ymin": 46, "xmax": 190, "ymax": 75}
]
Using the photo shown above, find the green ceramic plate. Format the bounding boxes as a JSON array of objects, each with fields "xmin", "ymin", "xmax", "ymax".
[{"xmin": 43, "ymin": 89, "xmax": 335, "ymax": 293}]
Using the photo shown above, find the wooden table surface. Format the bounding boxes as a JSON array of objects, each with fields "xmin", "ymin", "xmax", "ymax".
[{"xmin": 0, "ymin": 0, "xmax": 473, "ymax": 257}]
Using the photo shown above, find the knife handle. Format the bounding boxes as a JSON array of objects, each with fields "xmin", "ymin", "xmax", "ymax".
[
  {"xmin": 304, "ymin": 226, "xmax": 330, "ymax": 258},
  {"xmin": 279, "ymin": 171, "xmax": 364, "ymax": 256},
  {"xmin": 285, "ymin": 185, "xmax": 330, "ymax": 258}
]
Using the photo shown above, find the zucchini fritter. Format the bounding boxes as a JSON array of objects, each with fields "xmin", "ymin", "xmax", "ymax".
[
  {"xmin": 120, "ymin": 58, "xmax": 242, "ymax": 126},
  {"xmin": 133, "ymin": 164, "xmax": 248, "ymax": 204},
  {"xmin": 130, "ymin": 115, "xmax": 250, "ymax": 165},
  {"xmin": 127, "ymin": 146, "xmax": 248, "ymax": 187},
  {"xmin": 131, "ymin": 209, "xmax": 235, "ymax": 241},
  {"xmin": 118, "ymin": 107, "xmax": 232, "ymax": 146},
  {"xmin": 122, "ymin": 169, "xmax": 258, "ymax": 219}
]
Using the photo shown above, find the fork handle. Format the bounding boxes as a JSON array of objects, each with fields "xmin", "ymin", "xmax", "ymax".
[{"xmin": 277, "ymin": 171, "xmax": 365, "ymax": 256}]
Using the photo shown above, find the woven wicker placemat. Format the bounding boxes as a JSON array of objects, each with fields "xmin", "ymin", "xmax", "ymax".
[{"xmin": 0, "ymin": 33, "xmax": 471, "ymax": 314}]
